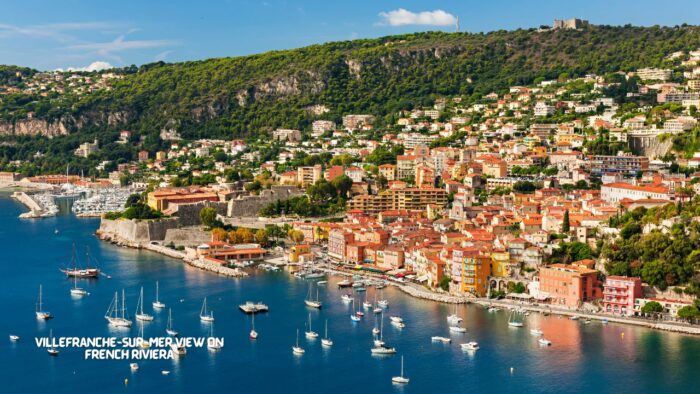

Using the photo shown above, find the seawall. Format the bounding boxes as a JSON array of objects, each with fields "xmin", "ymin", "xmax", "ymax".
[{"xmin": 96, "ymin": 217, "xmax": 179, "ymax": 247}]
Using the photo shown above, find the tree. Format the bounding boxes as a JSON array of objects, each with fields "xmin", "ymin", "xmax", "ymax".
[
  {"xmin": 677, "ymin": 305, "xmax": 699, "ymax": 322},
  {"xmin": 331, "ymin": 174, "xmax": 353, "ymax": 200},
  {"xmin": 212, "ymin": 228, "xmax": 228, "ymax": 242},
  {"xmin": 124, "ymin": 193, "xmax": 141, "ymax": 208},
  {"xmin": 288, "ymin": 229, "xmax": 304, "ymax": 244},
  {"xmin": 199, "ymin": 207, "xmax": 217, "ymax": 228},
  {"xmin": 255, "ymin": 229, "xmax": 268, "ymax": 246},
  {"xmin": 438, "ymin": 276, "xmax": 451, "ymax": 291},
  {"xmin": 640, "ymin": 301, "xmax": 663, "ymax": 314},
  {"xmin": 620, "ymin": 222, "xmax": 641, "ymax": 240},
  {"xmin": 235, "ymin": 228, "xmax": 254, "ymax": 244},
  {"xmin": 562, "ymin": 210, "xmax": 570, "ymax": 233}
]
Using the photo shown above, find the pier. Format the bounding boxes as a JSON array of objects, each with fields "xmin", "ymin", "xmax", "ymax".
[{"xmin": 11, "ymin": 191, "xmax": 58, "ymax": 218}]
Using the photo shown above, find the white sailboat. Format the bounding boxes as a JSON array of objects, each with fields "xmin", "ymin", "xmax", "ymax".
[
  {"xmin": 47, "ymin": 329, "xmax": 59, "ymax": 356},
  {"xmin": 321, "ymin": 319, "xmax": 333, "ymax": 347},
  {"xmin": 138, "ymin": 320, "xmax": 150, "ymax": 349},
  {"xmin": 166, "ymin": 308, "xmax": 178, "ymax": 336},
  {"xmin": 70, "ymin": 274, "xmax": 87, "ymax": 296},
  {"xmin": 374, "ymin": 313, "xmax": 385, "ymax": 347},
  {"xmin": 292, "ymin": 329, "xmax": 305, "ymax": 355},
  {"xmin": 305, "ymin": 313, "xmax": 319, "ymax": 339},
  {"xmin": 105, "ymin": 290, "xmax": 132, "ymax": 327},
  {"xmin": 200, "ymin": 297, "xmax": 214, "ymax": 322},
  {"xmin": 135, "ymin": 287, "xmax": 154, "ymax": 321},
  {"xmin": 35, "ymin": 285, "xmax": 53, "ymax": 320},
  {"xmin": 250, "ymin": 312, "xmax": 258, "ymax": 339},
  {"xmin": 207, "ymin": 322, "xmax": 222, "ymax": 351},
  {"xmin": 152, "ymin": 281, "xmax": 166, "ymax": 309},
  {"xmin": 377, "ymin": 288, "xmax": 388, "ymax": 308},
  {"xmin": 391, "ymin": 356, "xmax": 409, "ymax": 384},
  {"xmin": 341, "ymin": 293, "xmax": 353, "ymax": 303},
  {"xmin": 350, "ymin": 299, "xmax": 361, "ymax": 322},
  {"xmin": 508, "ymin": 310, "xmax": 524, "ymax": 328},
  {"xmin": 447, "ymin": 304, "xmax": 462, "ymax": 324},
  {"xmin": 304, "ymin": 283, "xmax": 322, "ymax": 309}
]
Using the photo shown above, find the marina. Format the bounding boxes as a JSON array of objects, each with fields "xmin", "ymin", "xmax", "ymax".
[{"xmin": 2, "ymin": 195, "xmax": 700, "ymax": 393}]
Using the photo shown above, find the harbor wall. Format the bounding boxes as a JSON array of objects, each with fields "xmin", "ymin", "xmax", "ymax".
[
  {"xmin": 96, "ymin": 217, "xmax": 179, "ymax": 246},
  {"xmin": 174, "ymin": 201, "xmax": 228, "ymax": 226},
  {"xmin": 163, "ymin": 227, "xmax": 212, "ymax": 248}
]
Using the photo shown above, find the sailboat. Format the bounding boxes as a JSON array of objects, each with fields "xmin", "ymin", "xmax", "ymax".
[
  {"xmin": 321, "ymin": 319, "xmax": 333, "ymax": 347},
  {"xmin": 374, "ymin": 313, "xmax": 385, "ymax": 347},
  {"xmin": 508, "ymin": 310, "xmax": 524, "ymax": 328},
  {"xmin": 292, "ymin": 329, "xmax": 305, "ymax": 355},
  {"xmin": 207, "ymin": 322, "xmax": 222, "ymax": 351},
  {"xmin": 138, "ymin": 320, "xmax": 150, "ymax": 349},
  {"xmin": 447, "ymin": 304, "xmax": 463, "ymax": 324},
  {"xmin": 250, "ymin": 312, "xmax": 258, "ymax": 339},
  {"xmin": 377, "ymin": 288, "xmax": 388, "ymax": 308},
  {"xmin": 392, "ymin": 356, "xmax": 409, "ymax": 384},
  {"xmin": 166, "ymin": 308, "xmax": 178, "ymax": 336},
  {"xmin": 105, "ymin": 290, "xmax": 132, "ymax": 327},
  {"xmin": 61, "ymin": 245, "xmax": 100, "ymax": 278},
  {"xmin": 47, "ymin": 329, "xmax": 59, "ymax": 356},
  {"xmin": 350, "ymin": 299, "xmax": 361, "ymax": 322},
  {"xmin": 304, "ymin": 283, "xmax": 322, "ymax": 309},
  {"xmin": 70, "ymin": 274, "xmax": 88, "ymax": 296},
  {"xmin": 200, "ymin": 297, "xmax": 215, "ymax": 322},
  {"xmin": 35, "ymin": 285, "xmax": 53, "ymax": 320},
  {"xmin": 135, "ymin": 287, "xmax": 154, "ymax": 321},
  {"xmin": 152, "ymin": 281, "xmax": 165, "ymax": 309},
  {"xmin": 355, "ymin": 293, "xmax": 365, "ymax": 317},
  {"xmin": 305, "ymin": 313, "xmax": 319, "ymax": 339}
]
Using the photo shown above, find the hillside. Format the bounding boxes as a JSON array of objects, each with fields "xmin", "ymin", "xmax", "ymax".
[{"xmin": 1, "ymin": 24, "xmax": 700, "ymax": 173}]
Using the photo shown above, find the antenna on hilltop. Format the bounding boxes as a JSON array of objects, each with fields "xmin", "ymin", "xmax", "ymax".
[{"xmin": 455, "ymin": 16, "xmax": 460, "ymax": 33}]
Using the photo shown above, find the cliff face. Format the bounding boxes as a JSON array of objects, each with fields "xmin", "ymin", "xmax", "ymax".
[
  {"xmin": 0, "ymin": 109, "xmax": 135, "ymax": 137},
  {"xmin": 0, "ymin": 118, "xmax": 70, "ymax": 138}
]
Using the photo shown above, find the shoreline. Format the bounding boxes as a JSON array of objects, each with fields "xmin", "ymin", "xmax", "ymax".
[{"xmin": 96, "ymin": 234, "xmax": 700, "ymax": 336}]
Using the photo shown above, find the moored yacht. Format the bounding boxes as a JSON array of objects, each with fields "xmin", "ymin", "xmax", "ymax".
[{"xmin": 105, "ymin": 290, "xmax": 132, "ymax": 327}]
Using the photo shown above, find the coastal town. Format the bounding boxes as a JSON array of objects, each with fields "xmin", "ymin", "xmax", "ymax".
[{"xmin": 3, "ymin": 19, "xmax": 700, "ymax": 334}]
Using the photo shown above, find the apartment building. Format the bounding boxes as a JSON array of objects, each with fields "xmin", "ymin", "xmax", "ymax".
[
  {"xmin": 347, "ymin": 187, "xmax": 447, "ymax": 215},
  {"xmin": 588, "ymin": 154, "xmax": 649, "ymax": 176},
  {"xmin": 538, "ymin": 263, "xmax": 601, "ymax": 308},
  {"xmin": 603, "ymin": 276, "xmax": 642, "ymax": 316}
]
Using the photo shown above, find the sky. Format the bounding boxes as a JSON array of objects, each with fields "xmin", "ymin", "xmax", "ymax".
[{"xmin": 2, "ymin": 0, "xmax": 700, "ymax": 71}]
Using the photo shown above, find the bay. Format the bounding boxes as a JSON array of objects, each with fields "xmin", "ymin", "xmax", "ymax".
[{"xmin": 0, "ymin": 194, "xmax": 697, "ymax": 394}]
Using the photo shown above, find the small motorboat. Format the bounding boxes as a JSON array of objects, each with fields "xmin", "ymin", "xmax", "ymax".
[
  {"xmin": 9, "ymin": 335, "xmax": 20, "ymax": 341},
  {"xmin": 341, "ymin": 294, "xmax": 353, "ymax": 303},
  {"xmin": 431, "ymin": 336, "xmax": 451, "ymax": 343},
  {"xmin": 530, "ymin": 329, "xmax": 544, "ymax": 336},
  {"xmin": 373, "ymin": 327, "xmax": 380, "ymax": 335},
  {"xmin": 161, "ymin": 370, "xmax": 171, "ymax": 375},
  {"xmin": 538, "ymin": 338, "xmax": 552, "ymax": 346},
  {"xmin": 378, "ymin": 300, "xmax": 389, "ymax": 308},
  {"xmin": 130, "ymin": 363, "xmax": 139, "ymax": 371},
  {"xmin": 373, "ymin": 307, "xmax": 383, "ymax": 314},
  {"xmin": 350, "ymin": 314, "xmax": 361, "ymax": 322},
  {"xmin": 449, "ymin": 326, "xmax": 467, "ymax": 333},
  {"xmin": 461, "ymin": 341, "xmax": 479, "ymax": 351},
  {"xmin": 371, "ymin": 344, "xmax": 397, "ymax": 355},
  {"xmin": 569, "ymin": 316, "xmax": 579, "ymax": 321},
  {"xmin": 389, "ymin": 316, "xmax": 403, "ymax": 323},
  {"xmin": 391, "ymin": 320, "xmax": 406, "ymax": 329}
]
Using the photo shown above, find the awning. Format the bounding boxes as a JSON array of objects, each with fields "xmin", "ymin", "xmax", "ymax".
[{"xmin": 415, "ymin": 275, "xmax": 427, "ymax": 283}]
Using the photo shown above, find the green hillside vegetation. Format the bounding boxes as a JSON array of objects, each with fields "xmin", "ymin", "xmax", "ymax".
[{"xmin": 1, "ymin": 24, "xmax": 700, "ymax": 175}]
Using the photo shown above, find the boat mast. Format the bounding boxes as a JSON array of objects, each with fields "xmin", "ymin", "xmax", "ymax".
[
  {"xmin": 121, "ymin": 290, "xmax": 126, "ymax": 319},
  {"xmin": 37, "ymin": 285, "xmax": 42, "ymax": 311}
]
